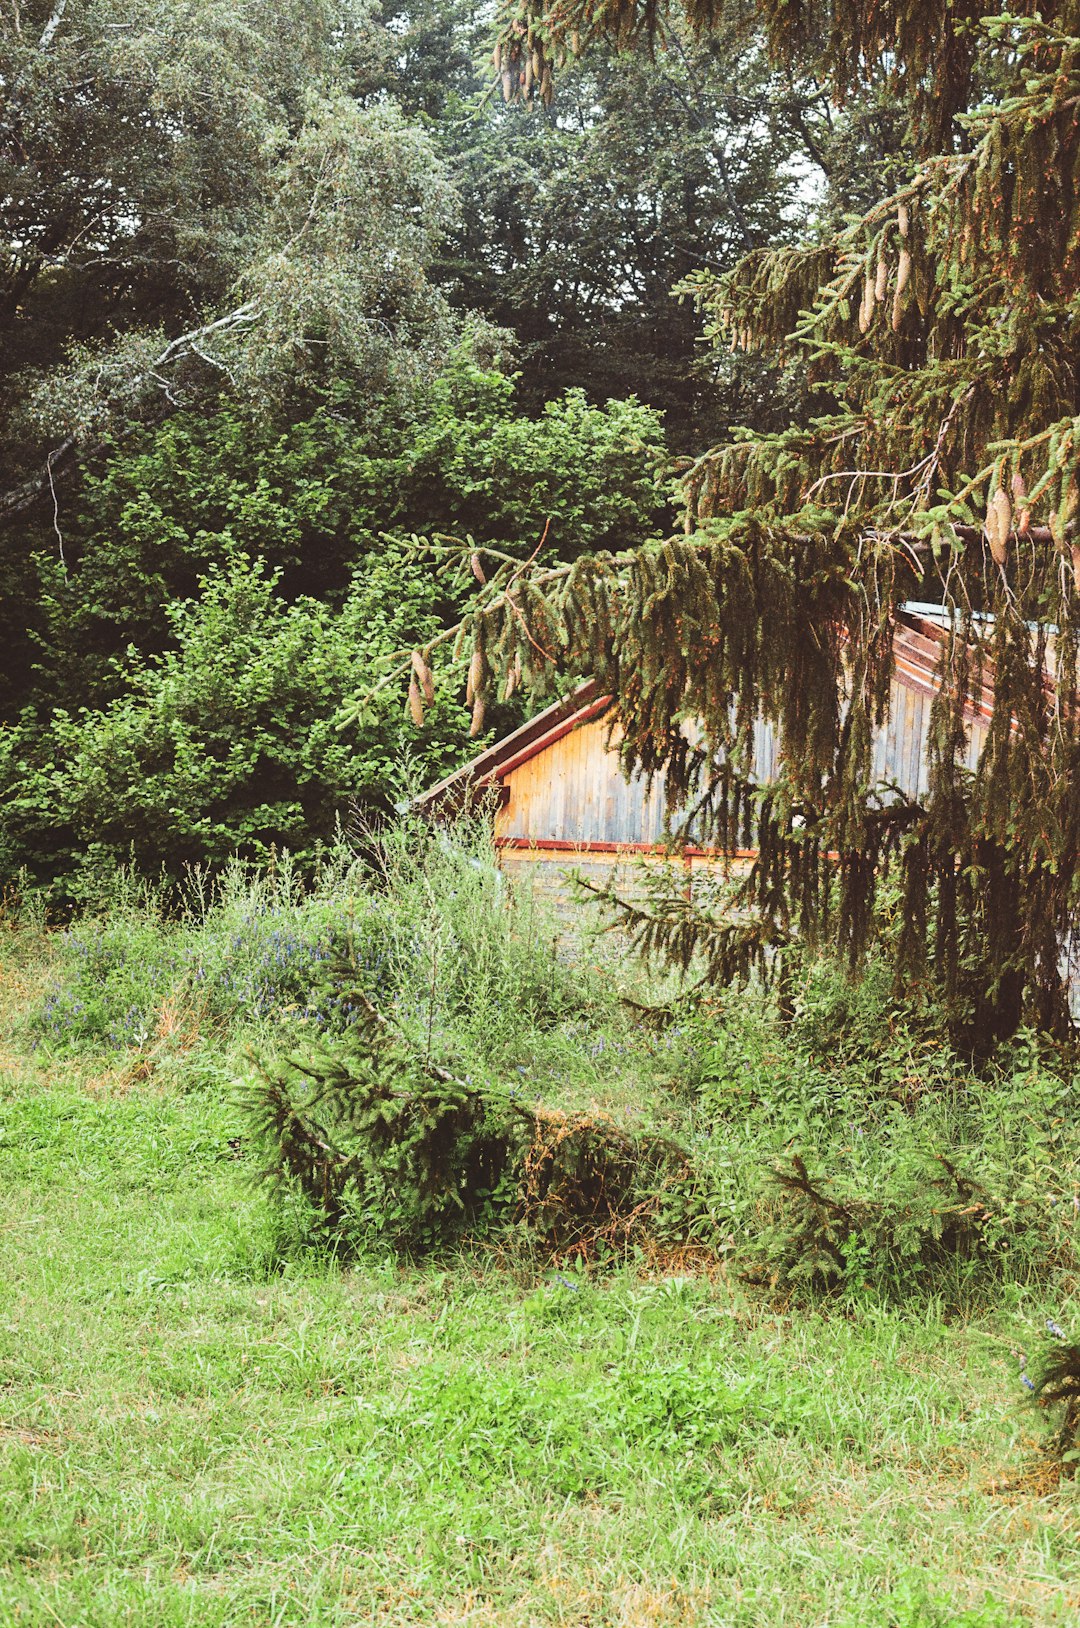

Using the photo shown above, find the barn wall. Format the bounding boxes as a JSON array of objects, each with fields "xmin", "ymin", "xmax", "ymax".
[
  {"xmin": 495, "ymin": 715, "xmax": 670, "ymax": 846},
  {"xmin": 494, "ymin": 673, "xmax": 990, "ymax": 851},
  {"xmin": 495, "ymin": 845, "xmax": 746, "ymax": 925}
]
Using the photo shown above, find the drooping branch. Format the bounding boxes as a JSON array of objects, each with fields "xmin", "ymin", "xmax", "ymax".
[{"xmin": 0, "ymin": 301, "xmax": 261, "ymax": 527}]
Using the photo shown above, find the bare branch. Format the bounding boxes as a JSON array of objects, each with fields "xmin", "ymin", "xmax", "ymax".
[{"xmin": 0, "ymin": 301, "xmax": 262, "ymax": 527}]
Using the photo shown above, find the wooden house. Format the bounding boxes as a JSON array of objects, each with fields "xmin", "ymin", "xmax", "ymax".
[{"xmin": 413, "ymin": 607, "xmax": 993, "ymax": 901}]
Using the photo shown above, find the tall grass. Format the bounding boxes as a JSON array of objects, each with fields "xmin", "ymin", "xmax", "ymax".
[
  {"xmin": 20, "ymin": 818, "xmax": 610, "ymax": 1067},
  {"xmin": 10, "ymin": 821, "xmax": 1080, "ymax": 1300}
]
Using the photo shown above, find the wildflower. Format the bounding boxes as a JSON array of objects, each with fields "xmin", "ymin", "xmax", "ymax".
[
  {"xmin": 1021, "ymin": 1374, "xmax": 1036, "ymax": 1393},
  {"xmin": 555, "ymin": 1273, "xmax": 581, "ymax": 1292},
  {"xmin": 1047, "ymin": 1319, "xmax": 1067, "ymax": 1341}
]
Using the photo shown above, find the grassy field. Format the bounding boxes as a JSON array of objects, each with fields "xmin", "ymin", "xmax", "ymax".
[{"xmin": 2, "ymin": 852, "xmax": 1079, "ymax": 1626}]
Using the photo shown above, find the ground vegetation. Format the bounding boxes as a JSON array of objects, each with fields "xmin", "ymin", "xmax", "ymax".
[{"xmin": 1, "ymin": 834, "xmax": 1078, "ymax": 1621}]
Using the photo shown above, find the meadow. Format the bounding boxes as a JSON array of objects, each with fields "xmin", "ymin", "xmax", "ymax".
[{"xmin": 1, "ymin": 829, "xmax": 1079, "ymax": 1626}]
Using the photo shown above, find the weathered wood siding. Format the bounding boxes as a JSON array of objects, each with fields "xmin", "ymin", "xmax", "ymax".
[
  {"xmin": 496, "ymin": 715, "xmax": 669, "ymax": 846},
  {"xmin": 495, "ymin": 673, "xmax": 990, "ymax": 850}
]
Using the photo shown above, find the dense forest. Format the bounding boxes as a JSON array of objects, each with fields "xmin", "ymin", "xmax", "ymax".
[{"xmin": 1, "ymin": 0, "xmax": 881, "ymax": 886}]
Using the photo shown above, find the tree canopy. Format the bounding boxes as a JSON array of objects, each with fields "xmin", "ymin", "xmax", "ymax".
[
  {"xmin": 0, "ymin": 0, "xmax": 459, "ymax": 524},
  {"xmin": 429, "ymin": 0, "xmax": 1080, "ymax": 1043},
  {"xmin": 428, "ymin": 1, "xmax": 821, "ymax": 445},
  {"xmin": 4, "ymin": 0, "xmax": 1078, "ymax": 1046}
]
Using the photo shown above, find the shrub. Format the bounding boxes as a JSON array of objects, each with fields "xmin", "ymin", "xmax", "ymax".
[
  {"xmin": 31, "ymin": 907, "xmax": 185, "ymax": 1052},
  {"xmin": 184, "ymin": 860, "xmax": 394, "ymax": 1031},
  {"xmin": 240, "ymin": 969, "xmax": 692, "ymax": 1256},
  {"xmin": 685, "ymin": 970, "xmax": 1078, "ymax": 1300},
  {"xmin": 17, "ymin": 552, "xmax": 472, "ymax": 889},
  {"xmin": 26, "ymin": 853, "xmax": 382, "ymax": 1054},
  {"xmin": 757, "ymin": 1152, "xmax": 1015, "ymax": 1293},
  {"xmin": 1029, "ymin": 1324, "xmax": 1080, "ymax": 1470}
]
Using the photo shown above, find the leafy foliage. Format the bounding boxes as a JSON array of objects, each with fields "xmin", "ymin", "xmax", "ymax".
[
  {"xmin": 2, "ymin": 354, "xmax": 669, "ymax": 883},
  {"xmin": 25, "ymin": 857, "xmax": 384, "ymax": 1052},
  {"xmin": 21, "ymin": 817, "xmax": 598, "ymax": 1050},
  {"xmin": 683, "ymin": 963, "xmax": 1078, "ymax": 1298},
  {"xmin": 421, "ymin": 0, "xmax": 822, "ymax": 446},
  {"xmin": 0, "ymin": 1, "xmax": 460, "ymax": 524},
  {"xmin": 7, "ymin": 554, "xmax": 472, "ymax": 887},
  {"xmin": 29, "ymin": 355, "xmax": 664, "ymax": 702}
]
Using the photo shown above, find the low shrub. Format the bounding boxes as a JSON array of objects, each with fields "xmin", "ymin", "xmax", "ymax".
[
  {"xmin": 32, "ymin": 911, "xmax": 187, "ymax": 1051},
  {"xmin": 185, "ymin": 864, "xmax": 394, "ymax": 1031},
  {"xmin": 242, "ymin": 1025, "xmax": 522, "ymax": 1246},
  {"xmin": 1029, "ymin": 1323, "xmax": 1080, "ymax": 1470},
  {"xmin": 755, "ymin": 1152, "xmax": 1017, "ymax": 1293},
  {"xmin": 681, "ymin": 965, "xmax": 1078, "ymax": 1300},
  {"xmin": 240, "ymin": 972, "xmax": 692, "ymax": 1256}
]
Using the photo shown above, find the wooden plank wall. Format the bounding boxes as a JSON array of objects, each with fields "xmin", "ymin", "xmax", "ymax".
[
  {"xmin": 496, "ymin": 715, "xmax": 670, "ymax": 846},
  {"xmin": 495, "ymin": 672, "xmax": 990, "ymax": 848},
  {"xmin": 490, "ymin": 668, "xmax": 1065, "ymax": 996}
]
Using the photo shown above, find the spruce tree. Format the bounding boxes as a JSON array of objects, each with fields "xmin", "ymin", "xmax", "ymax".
[{"xmin": 404, "ymin": 1, "xmax": 1080, "ymax": 1044}]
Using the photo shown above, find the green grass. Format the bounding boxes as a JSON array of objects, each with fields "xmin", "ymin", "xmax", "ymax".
[
  {"xmin": 2, "ymin": 1066, "xmax": 1079, "ymax": 1626},
  {"xmin": 3, "ymin": 845, "xmax": 1080, "ymax": 1625}
]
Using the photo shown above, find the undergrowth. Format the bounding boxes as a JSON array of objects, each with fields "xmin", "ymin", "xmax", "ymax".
[
  {"xmin": 7, "ymin": 823, "xmax": 1079, "ymax": 1302},
  {"xmin": 4, "ymin": 833, "xmax": 1080, "ymax": 1624},
  {"xmin": 18, "ymin": 821, "xmax": 605, "ymax": 1062}
]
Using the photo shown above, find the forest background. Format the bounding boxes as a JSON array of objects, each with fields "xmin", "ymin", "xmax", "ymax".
[
  {"xmin": 0, "ymin": 0, "xmax": 884, "ymax": 897},
  {"xmin": 5, "ymin": 8, "xmax": 1080, "ymax": 1620}
]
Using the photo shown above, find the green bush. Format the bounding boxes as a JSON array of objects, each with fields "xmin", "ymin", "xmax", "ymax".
[
  {"xmin": 8, "ymin": 355, "xmax": 669, "ymax": 892},
  {"xmin": 243, "ymin": 1036, "xmax": 523, "ymax": 1248},
  {"xmin": 678, "ymin": 964, "xmax": 1078, "ymax": 1299},
  {"xmin": 240, "ymin": 919, "xmax": 689, "ymax": 1255},
  {"xmin": 28, "ymin": 356, "xmax": 668, "ymax": 716},
  {"xmin": 14, "ymin": 554, "xmax": 473, "ymax": 890}
]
